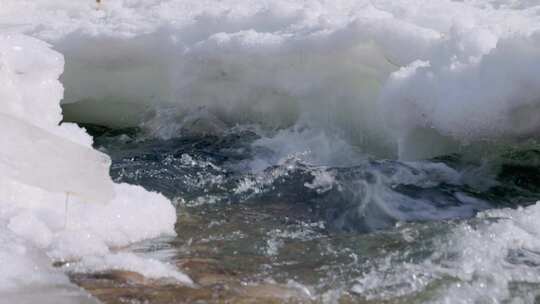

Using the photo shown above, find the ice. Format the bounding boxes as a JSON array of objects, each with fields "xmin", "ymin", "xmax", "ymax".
[
  {"xmin": 0, "ymin": 113, "xmax": 114, "ymax": 203},
  {"xmin": 71, "ymin": 253, "xmax": 193, "ymax": 284},
  {"xmin": 0, "ymin": 33, "xmax": 186, "ymax": 302},
  {"xmin": 381, "ymin": 30, "xmax": 540, "ymax": 159},
  {"xmin": 2, "ymin": 0, "xmax": 537, "ymax": 159}
]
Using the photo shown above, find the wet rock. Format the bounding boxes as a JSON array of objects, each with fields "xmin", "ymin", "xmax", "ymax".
[
  {"xmin": 239, "ymin": 283, "xmax": 309, "ymax": 301},
  {"xmin": 71, "ymin": 266, "xmax": 315, "ymax": 304}
]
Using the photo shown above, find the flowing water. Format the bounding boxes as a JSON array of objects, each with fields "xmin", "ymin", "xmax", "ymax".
[{"xmin": 75, "ymin": 122, "xmax": 540, "ymax": 303}]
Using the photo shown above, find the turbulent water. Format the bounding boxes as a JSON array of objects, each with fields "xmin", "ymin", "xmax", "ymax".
[{"xmin": 85, "ymin": 122, "xmax": 540, "ymax": 302}]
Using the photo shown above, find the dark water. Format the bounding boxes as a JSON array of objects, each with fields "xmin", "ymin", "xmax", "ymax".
[{"xmin": 85, "ymin": 124, "xmax": 540, "ymax": 302}]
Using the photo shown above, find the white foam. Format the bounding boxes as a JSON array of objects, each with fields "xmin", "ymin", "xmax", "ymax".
[
  {"xmin": 70, "ymin": 252, "xmax": 193, "ymax": 284},
  {"xmin": 434, "ymin": 202, "xmax": 540, "ymax": 302},
  {"xmin": 351, "ymin": 201, "xmax": 540, "ymax": 303}
]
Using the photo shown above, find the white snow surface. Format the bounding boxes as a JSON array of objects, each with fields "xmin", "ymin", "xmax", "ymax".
[{"xmin": 0, "ymin": 34, "xmax": 187, "ymax": 303}]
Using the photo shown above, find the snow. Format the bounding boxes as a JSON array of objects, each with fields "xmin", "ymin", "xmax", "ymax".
[
  {"xmin": 2, "ymin": 0, "xmax": 538, "ymax": 158},
  {"xmin": 0, "ymin": 33, "xmax": 188, "ymax": 302}
]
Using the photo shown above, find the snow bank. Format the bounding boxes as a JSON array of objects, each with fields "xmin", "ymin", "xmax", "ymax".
[
  {"xmin": 381, "ymin": 24, "xmax": 540, "ymax": 159},
  {"xmin": 0, "ymin": 34, "xmax": 187, "ymax": 302},
  {"xmin": 2, "ymin": 0, "xmax": 538, "ymax": 159}
]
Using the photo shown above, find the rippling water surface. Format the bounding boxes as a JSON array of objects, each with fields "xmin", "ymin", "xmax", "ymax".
[{"xmin": 84, "ymin": 123, "xmax": 540, "ymax": 303}]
